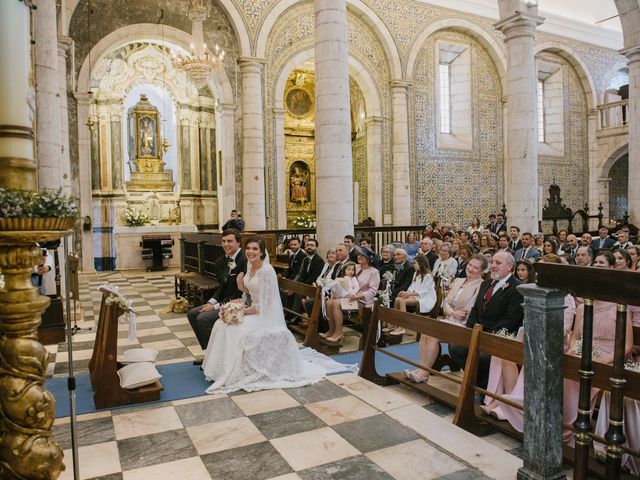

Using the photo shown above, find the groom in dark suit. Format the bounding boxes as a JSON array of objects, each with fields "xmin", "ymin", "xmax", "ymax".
[
  {"xmin": 449, "ymin": 251, "xmax": 524, "ymax": 389},
  {"xmin": 188, "ymin": 229, "xmax": 247, "ymax": 359}
]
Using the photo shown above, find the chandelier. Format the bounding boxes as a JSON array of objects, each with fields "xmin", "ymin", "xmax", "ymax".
[{"xmin": 172, "ymin": 0, "xmax": 225, "ymax": 88}]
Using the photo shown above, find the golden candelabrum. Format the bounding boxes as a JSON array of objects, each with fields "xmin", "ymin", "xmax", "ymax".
[{"xmin": 0, "ymin": 161, "xmax": 71, "ymax": 480}]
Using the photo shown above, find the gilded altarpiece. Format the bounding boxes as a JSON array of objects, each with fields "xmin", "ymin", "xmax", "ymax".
[{"xmin": 411, "ymin": 31, "xmax": 503, "ymax": 225}]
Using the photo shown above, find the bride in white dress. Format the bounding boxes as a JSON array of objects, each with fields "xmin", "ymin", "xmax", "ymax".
[{"xmin": 202, "ymin": 237, "xmax": 325, "ymax": 394}]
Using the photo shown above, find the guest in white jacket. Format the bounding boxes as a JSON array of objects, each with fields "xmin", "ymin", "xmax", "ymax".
[{"xmin": 393, "ymin": 255, "xmax": 436, "ymax": 314}]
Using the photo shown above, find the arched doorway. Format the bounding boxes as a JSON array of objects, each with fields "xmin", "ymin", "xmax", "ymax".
[{"xmin": 609, "ymin": 153, "xmax": 629, "ymax": 221}]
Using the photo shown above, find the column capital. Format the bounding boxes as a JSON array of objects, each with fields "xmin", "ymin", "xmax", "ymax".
[
  {"xmin": 390, "ymin": 80, "xmax": 413, "ymax": 91},
  {"xmin": 238, "ymin": 57, "xmax": 266, "ymax": 74},
  {"xmin": 494, "ymin": 12, "xmax": 544, "ymax": 41},
  {"xmin": 57, "ymin": 35, "xmax": 73, "ymax": 56},
  {"xmin": 218, "ymin": 102, "xmax": 237, "ymax": 115},
  {"xmin": 73, "ymin": 91, "xmax": 92, "ymax": 105},
  {"xmin": 620, "ymin": 45, "xmax": 640, "ymax": 64}
]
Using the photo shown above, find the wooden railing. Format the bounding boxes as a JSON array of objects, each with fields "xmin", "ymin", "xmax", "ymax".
[{"xmin": 598, "ymin": 99, "xmax": 628, "ymax": 130}]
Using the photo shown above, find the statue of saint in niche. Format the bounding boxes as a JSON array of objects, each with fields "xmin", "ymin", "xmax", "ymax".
[
  {"xmin": 139, "ymin": 116, "xmax": 156, "ymax": 157},
  {"xmin": 290, "ymin": 162, "xmax": 310, "ymax": 204},
  {"xmin": 286, "ymin": 88, "xmax": 312, "ymax": 117}
]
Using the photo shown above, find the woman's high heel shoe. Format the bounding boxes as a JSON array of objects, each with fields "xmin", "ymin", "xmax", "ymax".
[
  {"xmin": 325, "ymin": 334, "xmax": 343, "ymax": 345},
  {"xmin": 319, "ymin": 332, "xmax": 330, "ymax": 338}
]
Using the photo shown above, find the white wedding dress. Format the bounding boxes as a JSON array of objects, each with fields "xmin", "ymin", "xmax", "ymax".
[{"xmin": 202, "ymin": 260, "xmax": 325, "ymax": 394}]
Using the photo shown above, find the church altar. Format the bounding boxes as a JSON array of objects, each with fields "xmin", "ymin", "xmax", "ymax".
[{"xmin": 114, "ymin": 225, "xmax": 197, "ymax": 270}]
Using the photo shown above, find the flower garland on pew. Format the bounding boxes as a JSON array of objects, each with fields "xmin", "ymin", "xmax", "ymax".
[{"xmin": 99, "ymin": 284, "xmax": 137, "ymax": 341}]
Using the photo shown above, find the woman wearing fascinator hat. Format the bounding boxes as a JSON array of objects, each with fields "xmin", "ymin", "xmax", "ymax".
[{"xmin": 322, "ymin": 246, "xmax": 380, "ymax": 344}]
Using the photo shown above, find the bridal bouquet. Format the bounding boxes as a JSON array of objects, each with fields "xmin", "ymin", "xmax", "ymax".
[{"xmin": 220, "ymin": 299, "xmax": 245, "ymax": 324}]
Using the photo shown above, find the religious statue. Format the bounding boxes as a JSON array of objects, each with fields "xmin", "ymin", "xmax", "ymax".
[
  {"xmin": 290, "ymin": 163, "xmax": 310, "ymax": 204},
  {"xmin": 126, "ymin": 94, "xmax": 174, "ymax": 191},
  {"xmin": 146, "ymin": 192, "xmax": 162, "ymax": 224}
]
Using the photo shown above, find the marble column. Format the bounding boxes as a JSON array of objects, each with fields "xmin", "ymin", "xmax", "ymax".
[
  {"xmin": 366, "ymin": 116, "xmax": 383, "ymax": 226},
  {"xmin": 623, "ymin": 46, "xmax": 640, "ymax": 224},
  {"xmin": 273, "ymin": 106, "xmax": 287, "ymax": 229},
  {"xmin": 390, "ymin": 80, "xmax": 412, "ymax": 225},
  {"xmin": 218, "ymin": 102, "xmax": 237, "ymax": 223},
  {"xmin": 314, "ymin": 0, "xmax": 354, "ymax": 248},
  {"xmin": 586, "ymin": 108, "xmax": 600, "ymax": 229},
  {"xmin": 34, "ymin": 0, "xmax": 63, "ymax": 190},
  {"xmin": 239, "ymin": 58, "xmax": 266, "ymax": 230},
  {"xmin": 75, "ymin": 92, "xmax": 96, "ymax": 273},
  {"xmin": 517, "ymin": 284, "xmax": 567, "ymax": 480},
  {"xmin": 495, "ymin": 11, "xmax": 544, "ymax": 233},
  {"xmin": 57, "ymin": 35, "xmax": 73, "ymax": 192}
]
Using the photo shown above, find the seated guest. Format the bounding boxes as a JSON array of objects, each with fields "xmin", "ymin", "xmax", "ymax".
[
  {"xmin": 580, "ymin": 232, "xmax": 592, "ymax": 247},
  {"xmin": 558, "ymin": 229, "xmax": 568, "ymax": 249},
  {"xmin": 378, "ymin": 245, "xmax": 395, "ymax": 283},
  {"xmin": 486, "ymin": 213, "xmax": 497, "ymax": 233},
  {"xmin": 385, "ymin": 249, "xmax": 415, "ymax": 335},
  {"xmin": 404, "ymin": 232, "xmax": 420, "ymax": 260},
  {"xmin": 514, "ymin": 232, "xmax": 541, "ymax": 261},
  {"xmin": 627, "ymin": 245, "xmax": 639, "ymax": 271},
  {"xmin": 404, "ymin": 254, "xmax": 486, "ymax": 383},
  {"xmin": 432, "ymin": 243, "xmax": 458, "ymax": 285},
  {"xmin": 542, "ymin": 237, "xmax": 560, "ymax": 256},
  {"xmin": 563, "ymin": 234, "xmax": 579, "ymax": 258},
  {"xmin": 613, "ymin": 230, "xmax": 634, "ymax": 250},
  {"xmin": 283, "ymin": 237, "xmax": 306, "ymax": 279},
  {"xmin": 276, "ymin": 237, "xmax": 291, "ymax": 256},
  {"xmin": 479, "ymin": 234, "xmax": 492, "ymax": 254},
  {"xmin": 509, "ymin": 226, "xmax": 522, "ymax": 252},
  {"xmin": 295, "ymin": 239, "xmax": 325, "ymax": 285},
  {"xmin": 416, "ymin": 237, "xmax": 439, "ymax": 270},
  {"xmin": 322, "ymin": 262, "xmax": 359, "ymax": 340},
  {"xmin": 455, "ymin": 244, "xmax": 473, "ymax": 279},
  {"xmin": 590, "ymin": 228, "xmax": 615, "ymax": 251},
  {"xmin": 483, "ymin": 254, "xmax": 576, "ymax": 431},
  {"xmin": 470, "ymin": 232, "xmax": 481, "ymax": 252},
  {"xmin": 315, "ymin": 248, "xmax": 340, "ymax": 283},
  {"xmin": 614, "ymin": 248, "xmax": 633, "ymax": 271},
  {"xmin": 515, "ymin": 260, "xmax": 535, "ymax": 283},
  {"xmin": 574, "ymin": 245, "xmax": 593, "ymax": 267},
  {"xmin": 393, "ymin": 255, "xmax": 436, "ymax": 315},
  {"xmin": 449, "ymin": 252, "xmax": 524, "ymax": 389},
  {"xmin": 343, "ymin": 234, "xmax": 358, "ymax": 262},
  {"xmin": 221, "ymin": 209, "xmax": 244, "ymax": 231},
  {"xmin": 187, "ymin": 229, "xmax": 247, "ymax": 356},
  {"xmin": 493, "ymin": 213, "xmax": 507, "ymax": 234},
  {"xmin": 467, "ymin": 216, "xmax": 483, "ymax": 235},
  {"xmin": 497, "ymin": 236, "xmax": 514, "ymax": 255},
  {"xmin": 460, "ymin": 231, "xmax": 472, "ymax": 244},
  {"xmin": 533, "ymin": 232, "xmax": 544, "ymax": 253},
  {"xmin": 323, "ymin": 247, "xmax": 380, "ymax": 344},
  {"xmin": 359, "ymin": 237, "xmax": 382, "ymax": 268}
]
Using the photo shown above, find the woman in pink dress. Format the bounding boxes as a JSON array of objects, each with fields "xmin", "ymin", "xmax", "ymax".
[{"xmin": 403, "ymin": 254, "xmax": 486, "ymax": 383}]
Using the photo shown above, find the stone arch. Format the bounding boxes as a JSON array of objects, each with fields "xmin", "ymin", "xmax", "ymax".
[
  {"xmin": 270, "ymin": 47, "xmax": 385, "ymax": 227},
  {"xmin": 602, "ymin": 141, "xmax": 629, "ymax": 178},
  {"xmin": 406, "ymin": 17, "xmax": 507, "ymax": 90},
  {"xmin": 254, "ymin": 0, "xmax": 402, "ymax": 79},
  {"xmin": 76, "ymin": 24, "xmax": 233, "ymax": 103},
  {"xmin": 534, "ymin": 42, "xmax": 598, "ymax": 110},
  {"xmin": 63, "ymin": 0, "xmax": 251, "ymax": 57},
  {"xmin": 615, "ymin": 0, "xmax": 640, "ymax": 50}
]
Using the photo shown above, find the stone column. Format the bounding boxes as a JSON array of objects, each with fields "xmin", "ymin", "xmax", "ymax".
[
  {"xmin": 75, "ymin": 92, "xmax": 96, "ymax": 273},
  {"xmin": 366, "ymin": 116, "xmax": 383, "ymax": 225},
  {"xmin": 218, "ymin": 102, "xmax": 237, "ymax": 223},
  {"xmin": 623, "ymin": 46, "xmax": 640, "ymax": 223},
  {"xmin": 517, "ymin": 284, "xmax": 567, "ymax": 480},
  {"xmin": 586, "ymin": 108, "xmax": 600, "ymax": 229},
  {"xmin": 314, "ymin": 0, "xmax": 353, "ymax": 248},
  {"xmin": 273, "ymin": 106, "xmax": 287, "ymax": 228},
  {"xmin": 239, "ymin": 58, "xmax": 266, "ymax": 230},
  {"xmin": 34, "ymin": 0, "xmax": 63, "ymax": 190},
  {"xmin": 495, "ymin": 12, "xmax": 544, "ymax": 233},
  {"xmin": 390, "ymin": 80, "xmax": 412, "ymax": 225},
  {"xmin": 58, "ymin": 35, "xmax": 73, "ymax": 192}
]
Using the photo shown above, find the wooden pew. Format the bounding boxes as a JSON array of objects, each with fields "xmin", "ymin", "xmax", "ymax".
[
  {"xmin": 277, "ymin": 276, "xmax": 337, "ymax": 354},
  {"xmin": 358, "ymin": 303, "xmax": 474, "ymax": 408},
  {"xmin": 88, "ymin": 290, "xmax": 163, "ymax": 409}
]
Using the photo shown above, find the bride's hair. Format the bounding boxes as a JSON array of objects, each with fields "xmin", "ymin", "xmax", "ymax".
[{"xmin": 245, "ymin": 237, "xmax": 267, "ymax": 260}]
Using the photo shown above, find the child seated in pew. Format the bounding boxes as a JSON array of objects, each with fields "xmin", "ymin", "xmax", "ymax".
[
  {"xmin": 321, "ymin": 262, "xmax": 359, "ymax": 342},
  {"xmin": 403, "ymin": 254, "xmax": 486, "ymax": 383}
]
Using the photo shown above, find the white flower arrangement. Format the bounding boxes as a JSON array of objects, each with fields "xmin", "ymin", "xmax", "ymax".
[
  {"xmin": 124, "ymin": 208, "xmax": 149, "ymax": 227},
  {"xmin": 105, "ymin": 293, "xmax": 133, "ymax": 312},
  {"xmin": 291, "ymin": 214, "xmax": 316, "ymax": 229},
  {"xmin": 572, "ymin": 339, "xmax": 602, "ymax": 358},
  {"xmin": 0, "ymin": 188, "xmax": 79, "ymax": 218},
  {"xmin": 493, "ymin": 328, "xmax": 518, "ymax": 340},
  {"xmin": 624, "ymin": 361, "xmax": 640, "ymax": 373},
  {"xmin": 220, "ymin": 299, "xmax": 245, "ymax": 324},
  {"xmin": 376, "ymin": 288, "xmax": 391, "ymax": 308},
  {"xmin": 382, "ymin": 271, "xmax": 395, "ymax": 283}
]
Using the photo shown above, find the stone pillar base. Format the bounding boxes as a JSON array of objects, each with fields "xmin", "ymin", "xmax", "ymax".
[{"xmin": 517, "ymin": 468, "xmax": 566, "ymax": 480}]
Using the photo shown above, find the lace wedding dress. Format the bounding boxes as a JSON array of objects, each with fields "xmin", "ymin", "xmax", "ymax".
[{"xmin": 202, "ymin": 260, "xmax": 325, "ymax": 394}]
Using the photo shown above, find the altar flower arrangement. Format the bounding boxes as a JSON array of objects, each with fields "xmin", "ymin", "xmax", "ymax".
[
  {"xmin": 572, "ymin": 339, "xmax": 601, "ymax": 358},
  {"xmin": 220, "ymin": 299, "xmax": 245, "ymax": 324},
  {"xmin": 291, "ymin": 214, "xmax": 316, "ymax": 229},
  {"xmin": 124, "ymin": 208, "xmax": 149, "ymax": 227}
]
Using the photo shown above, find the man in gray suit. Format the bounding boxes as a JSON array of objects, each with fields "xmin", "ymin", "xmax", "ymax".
[{"xmin": 514, "ymin": 232, "xmax": 540, "ymax": 261}]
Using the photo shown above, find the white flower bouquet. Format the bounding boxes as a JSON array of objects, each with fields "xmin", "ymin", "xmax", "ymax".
[
  {"xmin": 220, "ymin": 299, "xmax": 245, "ymax": 324},
  {"xmin": 624, "ymin": 361, "xmax": 640, "ymax": 373},
  {"xmin": 124, "ymin": 208, "xmax": 149, "ymax": 227},
  {"xmin": 572, "ymin": 339, "xmax": 601, "ymax": 358},
  {"xmin": 376, "ymin": 288, "xmax": 391, "ymax": 308},
  {"xmin": 493, "ymin": 328, "xmax": 518, "ymax": 340},
  {"xmin": 105, "ymin": 293, "xmax": 132, "ymax": 312},
  {"xmin": 382, "ymin": 271, "xmax": 395, "ymax": 283}
]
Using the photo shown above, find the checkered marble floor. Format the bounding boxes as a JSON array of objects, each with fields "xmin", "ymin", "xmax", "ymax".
[
  {"xmin": 52, "ymin": 373, "xmax": 524, "ymax": 480},
  {"xmin": 46, "ymin": 269, "xmax": 416, "ymax": 378}
]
